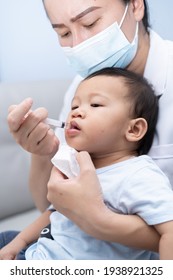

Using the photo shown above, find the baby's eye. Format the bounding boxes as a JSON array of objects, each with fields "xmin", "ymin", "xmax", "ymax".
[
  {"xmin": 71, "ymin": 105, "xmax": 79, "ymax": 110},
  {"xmin": 91, "ymin": 104, "xmax": 102, "ymax": 107}
]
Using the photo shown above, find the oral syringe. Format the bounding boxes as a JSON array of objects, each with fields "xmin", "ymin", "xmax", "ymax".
[{"xmin": 45, "ymin": 118, "xmax": 69, "ymax": 129}]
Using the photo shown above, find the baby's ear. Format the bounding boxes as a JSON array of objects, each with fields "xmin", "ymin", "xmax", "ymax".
[{"xmin": 125, "ymin": 118, "xmax": 148, "ymax": 142}]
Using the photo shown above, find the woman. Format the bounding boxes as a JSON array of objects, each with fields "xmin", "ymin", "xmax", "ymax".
[{"xmin": 7, "ymin": 0, "xmax": 173, "ymax": 252}]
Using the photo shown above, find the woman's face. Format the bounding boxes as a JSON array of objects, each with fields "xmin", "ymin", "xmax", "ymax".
[{"xmin": 44, "ymin": 0, "xmax": 140, "ymax": 47}]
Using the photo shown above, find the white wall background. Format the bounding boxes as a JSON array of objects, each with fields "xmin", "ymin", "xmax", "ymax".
[{"xmin": 0, "ymin": 0, "xmax": 172, "ymax": 82}]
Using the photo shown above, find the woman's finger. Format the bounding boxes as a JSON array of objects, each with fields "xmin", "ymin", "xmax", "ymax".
[
  {"xmin": 76, "ymin": 151, "xmax": 95, "ymax": 174},
  {"xmin": 7, "ymin": 98, "xmax": 33, "ymax": 132}
]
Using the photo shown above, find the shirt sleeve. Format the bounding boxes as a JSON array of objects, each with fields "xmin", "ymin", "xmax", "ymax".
[{"xmin": 119, "ymin": 164, "xmax": 173, "ymax": 226}]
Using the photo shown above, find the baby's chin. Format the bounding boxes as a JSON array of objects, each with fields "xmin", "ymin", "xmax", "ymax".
[{"xmin": 66, "ymin": 141, "xmax": 88, "ymax": 153}]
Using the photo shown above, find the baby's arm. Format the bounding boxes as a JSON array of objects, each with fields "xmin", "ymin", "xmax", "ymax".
[
  {"xmin": 0, "ymin": 210, "xmax": 51, "ymax": 260},
  {"xmin": 155, "ymin": 221, "xmax": 173, "ymax": 260}
]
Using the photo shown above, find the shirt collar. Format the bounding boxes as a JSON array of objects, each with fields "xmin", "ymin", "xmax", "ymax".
[{"xmin": 144, "ymin": 29, "xmax": 168, "ymax": 96}]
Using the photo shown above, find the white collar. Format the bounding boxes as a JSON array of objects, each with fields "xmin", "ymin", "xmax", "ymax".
[{"xmin": 144, "ymin": 29, "xmax": 168, "ymax": 96}]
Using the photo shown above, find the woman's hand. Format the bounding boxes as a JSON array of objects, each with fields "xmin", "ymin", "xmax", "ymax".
[
  {"xmin": 47, "ymin": 151, "xmax": 106, "ymax": 235},
  {"xmin": 7, "ymin": 98, "xmax": 59, "ymax": 156}
]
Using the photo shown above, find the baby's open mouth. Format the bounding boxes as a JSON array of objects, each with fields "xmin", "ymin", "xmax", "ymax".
[{"xmin": 70, "ymin": 121, "xmax": 81, "ymax": 130}]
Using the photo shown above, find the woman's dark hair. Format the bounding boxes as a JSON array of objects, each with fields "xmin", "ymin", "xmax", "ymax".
[
  {"xmin": 42, "ymin": 0, "xmax": 150, "ymax": 31},
  {"xmin": 123, "ymin": 0, "xmax": 150, "ymax": 31},
  {"xmin": 85, "ymin": 67, "xmax": 159, "ymax": 156}
]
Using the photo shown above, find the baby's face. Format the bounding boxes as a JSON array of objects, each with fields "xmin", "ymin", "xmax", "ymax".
[{"xmin": 65, "ymin": 75, "xmax": 132, "ymax": 157}]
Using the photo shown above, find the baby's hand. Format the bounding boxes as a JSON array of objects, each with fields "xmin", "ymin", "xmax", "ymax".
[
  {"xmin": 0, "ymin": 235, "xmax": 27, "ymax": 260},
  {"xmin": 0, "ymin": 244, "xmax": 17, "ymax": 260}
]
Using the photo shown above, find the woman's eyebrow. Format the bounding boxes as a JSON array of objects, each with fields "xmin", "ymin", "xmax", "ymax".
[
  {"xmin": 52, "ymin": 6, "xmax": 101, "ymax": 28},
  {"xmin": 71, "ymin": 6, "xmax": 101, "ymax": 23}
]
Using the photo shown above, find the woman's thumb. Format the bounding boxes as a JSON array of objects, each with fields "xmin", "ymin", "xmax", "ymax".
[{"xmin": 76, "ymin": 151, "xmax": 95, "ymax": 173}]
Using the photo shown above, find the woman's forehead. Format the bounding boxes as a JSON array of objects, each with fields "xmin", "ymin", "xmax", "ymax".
[{"xmin": 44, "ymin": 0, "xmax": 122, "ymax": 18}]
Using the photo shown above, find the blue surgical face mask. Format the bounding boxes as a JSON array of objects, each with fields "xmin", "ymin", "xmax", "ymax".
[{"xmin": 62, "ymin": 4, "xmax": 138, "ymax": 77}]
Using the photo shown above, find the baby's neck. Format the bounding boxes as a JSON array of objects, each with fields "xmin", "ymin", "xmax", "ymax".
[{"xmin": 91, "ymin": 151, "xmax": 137, "ymax": 169}]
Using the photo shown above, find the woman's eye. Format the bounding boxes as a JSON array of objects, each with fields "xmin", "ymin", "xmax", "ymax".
[
  {"xmin": 60, "ymin": 31, "xmax": 71, "ymax": 38},
  {"xmin": 84, "ymin": 19, "xmax": 99, "ymax": 29},
  {"xmin": 85, "ymin": 23, "xmax": 95, "ymax": 29}
]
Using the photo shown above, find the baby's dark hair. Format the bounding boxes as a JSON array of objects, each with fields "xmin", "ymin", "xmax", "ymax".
[{"xmin": 85, "ymin": 67, "xmax": 159, "ymax": 155}]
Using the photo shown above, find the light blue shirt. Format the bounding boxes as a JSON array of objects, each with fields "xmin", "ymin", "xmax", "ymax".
[{"xmin": 26, "ymin": 155, "xmax": 173, "ymax": 260}]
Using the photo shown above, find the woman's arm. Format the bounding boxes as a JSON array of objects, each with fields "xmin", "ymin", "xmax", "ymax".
[
  {"xmin": 7, "ymin": 98, "xmax": 59, "ymax": 212},
  {"xmin": 80, "ymin": 204, "xmax": 160, "ymax": 252},
  {"xmin": 47, "ymin": 151, "xmax": 160, "ymax": 252},
  {"xmin": 0, "ymin": 210, "xmax": 51, "ymax": 260}
]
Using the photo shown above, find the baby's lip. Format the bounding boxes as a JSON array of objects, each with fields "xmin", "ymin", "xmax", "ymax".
[{"xmin": 69, "ymin": 121, "xmax": 81, "ymax": 130}]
